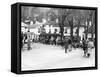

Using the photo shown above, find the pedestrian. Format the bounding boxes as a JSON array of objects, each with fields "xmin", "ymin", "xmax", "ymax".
[
  {"xmin": 24, "ymin": 33, "xmax": 27, "ymax": 44},
  {"xmin": 68, "ymin": 38, "xmax": 72, "ymax": 52},
  {"xmin": 65, "ymin": 38, "xmax": 72, "ymax": 53},
  {"xmin": 27, "ymin": 31, "xmax": 32, "ymax": 50},
  {"xmin": 27, "ymin": 36, "xmax": 31, "ymax": 50},
  {"xmin": 82, "ymin": 39, "xmax": 88, "ymax": 57},
  {"xmin": 65, "ymin": 38, "xmax": 69, "ymax": 53}
]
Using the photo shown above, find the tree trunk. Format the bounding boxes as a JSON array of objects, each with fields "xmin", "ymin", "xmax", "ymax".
[
  {"xmin": 60, "ymin": 25, "xmax": 64, "ymax": 42},
  {"xmin": 70, "ymin": 18, "xmax": 73, "ymax": 39},
  {"xmin": 85, "ymin": 27, "xmax": 88, "ymax": 39},
  {"xmin": 91, "ymin": 25, "xmax": 94, "ymax": 41},
  {"xmin": 59, "ymin": 15, "xmax": 65, "ymax": 42},
  {"xmin": 85, "ymin": 20, "xmax": 89, "ymax": 39},
  {"xmin": 77, "ymin": 21, "xmax": 80, "ymax": 38}
]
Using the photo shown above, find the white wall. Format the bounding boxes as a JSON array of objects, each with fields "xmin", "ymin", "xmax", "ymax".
[{"xmin": 0, "ymin": 0, "xmax": 99, "ymax": 77}]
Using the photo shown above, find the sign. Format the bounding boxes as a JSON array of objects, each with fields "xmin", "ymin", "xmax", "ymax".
[{"xmin": 88, "ymin": 33, "xmax": 92, "ymax": 38}]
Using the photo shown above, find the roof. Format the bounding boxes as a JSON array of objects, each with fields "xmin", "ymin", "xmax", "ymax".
[{"xmin": 44, "ymin": 20, "xmax": 87, "ymax": 27}]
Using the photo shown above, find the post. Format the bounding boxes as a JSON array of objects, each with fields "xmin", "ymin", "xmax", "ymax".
[
  {"xmin": 85, "ymin": 20, "xmax": 89, "ymax": 40},
  {"xmin": 27, "ymin": 21, "xmax": 31, "ymax": 50},
  {"xmin": 77, "ymin": 21, "xmax": 80, "ymax": 38},
  {"xmin": 70, "ymin": 18, "xmax": 73, "ymax": 40}
]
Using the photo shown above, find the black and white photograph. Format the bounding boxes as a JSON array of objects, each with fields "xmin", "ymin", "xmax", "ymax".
[{"xmin": 21, "ymin": 5, "xmax": 96, "ymax": 71}]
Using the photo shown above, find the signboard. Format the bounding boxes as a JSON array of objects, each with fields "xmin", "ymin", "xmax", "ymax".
[{"xmin": 88, "ymin": 33, "xmax": 92, "ymax": 38}]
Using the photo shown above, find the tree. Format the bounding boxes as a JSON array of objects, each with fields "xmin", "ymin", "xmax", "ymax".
[
  {"xmin": 88, "ymin": 10, "xmax": 95, "ymax": 40},
  {"xmin": 81, "ymin": 10, "xmax": 95, "ymax": 40},
  {"xmin": 66, "ymin": 9, "xmax": 95, "ymax": 40},
  {"xmin": 56, "ymin": 9, "xmax": 73, "ymax": 41},
  {"xmin": 44, "ymin": 8, "xmax": 95, "ymax": 41}
]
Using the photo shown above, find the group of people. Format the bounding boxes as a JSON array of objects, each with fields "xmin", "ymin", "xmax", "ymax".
[
  {"xmin": 21, "ymin": 31, "xmax": 95, "ymax": 58},
  {"xmin": 64, "ymin": 36, "xmax": 95, "ymax": 58},
  {"xmin": 39, "ymin": 34, "xmax": 62, "ymax": 45},
  {"xmin": 21, "ymin": 31, "xmax": 32, "ymax": 50}
]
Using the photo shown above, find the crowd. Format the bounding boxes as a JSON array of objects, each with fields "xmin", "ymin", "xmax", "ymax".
[
  {"xmin": 65, "ymin": 36, "xmax": 95, "ymax": 58},
  {"xmin": 21, "ymin": 30, "xmax": 95, "ymax": 58}
]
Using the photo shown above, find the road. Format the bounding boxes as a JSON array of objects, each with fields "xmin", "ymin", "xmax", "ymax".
[{"xmin": 21, "ymin": 43, "xmax": 95, "ymax": 71}]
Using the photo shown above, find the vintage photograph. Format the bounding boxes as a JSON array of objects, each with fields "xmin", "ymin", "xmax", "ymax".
[{"xmin": 21, "ymin": 6, "xmax": 96, "ymax": 71}]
